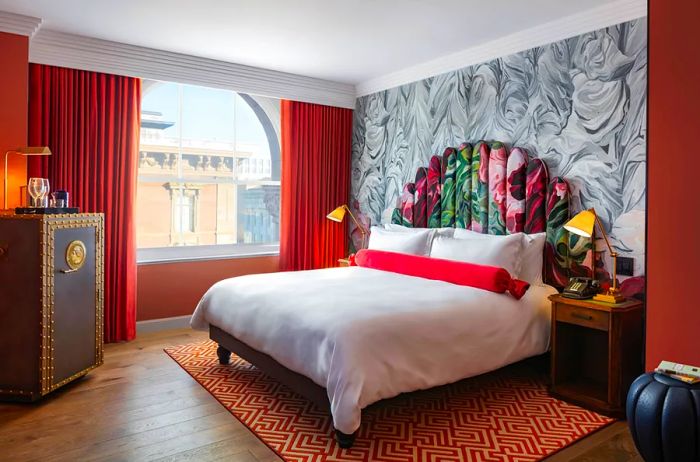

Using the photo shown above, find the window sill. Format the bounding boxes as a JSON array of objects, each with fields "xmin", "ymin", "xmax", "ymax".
[{"xmin": 137, "ymin": 244, "xmax": 279, "ymax": 265}]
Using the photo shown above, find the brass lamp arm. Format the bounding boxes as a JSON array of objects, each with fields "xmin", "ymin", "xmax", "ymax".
[
  {"xmin": 592, "ymin": 209, "xmax": 619, "ymax": 292},
  {"xmin": 343, "ymin": 205, "xmax": 368, "ymax": 249},
  {"xmin": 592, "ymin": 211, "xmax": 616, "ymax": 256}
]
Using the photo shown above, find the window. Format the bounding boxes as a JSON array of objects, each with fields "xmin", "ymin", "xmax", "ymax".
[
  {"xmin": 136, "ymin": 80, "xmax": 281, "ymax": 263},
  {"xmin": 171, "ymin": 187, "xmax": 196, "ymax": 235}
]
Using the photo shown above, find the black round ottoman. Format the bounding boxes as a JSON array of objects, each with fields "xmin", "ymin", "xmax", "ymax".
[{"xmin": 627, "ymin": 372, "xmax": 700, "ymax": 461}]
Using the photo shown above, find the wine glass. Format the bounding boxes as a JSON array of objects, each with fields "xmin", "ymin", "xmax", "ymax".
[
  {"xmin": 27, "ymin": 178, "xmax": 49, "ymax": 208},
  {"xmin": 40, "ymin": 179, "xmax": 50, "ymax": 207}
]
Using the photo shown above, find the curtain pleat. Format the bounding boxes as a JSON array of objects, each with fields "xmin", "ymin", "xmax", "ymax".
[
  {"xmin": 28, "ymin": 64, "xmax": 140, "ymax": 343},
  {"xmin": 279, "ymin": 100, "xmax": 353, "ymax": 271}
]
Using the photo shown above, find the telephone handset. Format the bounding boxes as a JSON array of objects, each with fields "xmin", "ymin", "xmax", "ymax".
[{"xmin": 562, "ymin": 277, "xmax": 600, "ymax": 300}]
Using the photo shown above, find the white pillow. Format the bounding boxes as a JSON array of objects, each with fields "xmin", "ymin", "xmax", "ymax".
[
  {"xmin": 383, "ymin": 223, "xmax": 455, "ymax": 237},
  {"xmin": 368, "ymin": 226, "xmax": 434, "ymax": 256},
  {"xmin": 519, "ymin": 233, "xmax": 546, "ymax": 285},
  {"xmin": 452, "ymin": 228, "xmax": 546, "ymax": 284},
  {"xmin": 430, "ymin": 234, "xmax": 523, "ymax": 277}
]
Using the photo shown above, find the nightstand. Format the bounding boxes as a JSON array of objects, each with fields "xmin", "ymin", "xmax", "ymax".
[
  {"xmin": 549, "ymin": 294, "xmax": 644, "ymax": 417},
  {"xmin": 337, "ymin": 258, "xmax": 350, "ymax": 267}
]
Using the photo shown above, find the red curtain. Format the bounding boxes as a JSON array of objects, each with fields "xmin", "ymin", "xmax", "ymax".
[
  {"xmin": 28, "ymin": 64, "xmax": 140, "ymax": 343},
  {"xmin": 280, "ymin": 100, "xmax": 353, "ymax": 271}
]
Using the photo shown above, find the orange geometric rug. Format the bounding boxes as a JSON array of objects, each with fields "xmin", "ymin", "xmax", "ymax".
[{"xmin": 165, "ymin": 341, "xmax": 613, "ymax": 462}]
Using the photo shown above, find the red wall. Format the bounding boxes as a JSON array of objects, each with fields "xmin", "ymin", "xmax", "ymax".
[
  {"xmin": 0, "ymin": 32, "xmax": 29, "ymax": 208},
  {"xmin": 136, "ymin": 256, "xmax": 279, "ymax": 321},
  {"xmin": 646, "ymin": 0, "xmax": 700, "ymax": 368}
]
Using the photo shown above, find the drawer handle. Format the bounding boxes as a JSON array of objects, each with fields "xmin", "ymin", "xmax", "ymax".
[
  {"xmin": 60, "ymin": 268, "xmax": 79, "ymax": 274},
  {"xmin": 572, "ymin": 312, "xmax": 593, "ymax": 321}
]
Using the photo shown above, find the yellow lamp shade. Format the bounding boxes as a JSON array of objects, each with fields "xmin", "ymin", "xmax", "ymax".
[
  {"xmin": 326, "ymin": 205, "xmax": 347, "ymax": 222},
  {"xmin": 564, "ymin": 209, "xmax": 596, "ymax": 238}
]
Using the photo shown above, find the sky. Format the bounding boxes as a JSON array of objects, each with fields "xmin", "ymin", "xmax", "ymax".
[{"xmin": 141, "ymin": 80, "xmax": 271, "ymax": 155}]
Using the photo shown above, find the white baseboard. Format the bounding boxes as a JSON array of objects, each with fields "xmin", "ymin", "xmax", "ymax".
[{"xmin": 136, "ymin": 315, "xmax": 192, "ymax": 335}]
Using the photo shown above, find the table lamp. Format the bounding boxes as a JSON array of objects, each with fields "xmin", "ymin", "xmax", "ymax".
[
  {"xmin": 327, "ymin": 204, "xmax": 368, "ymax": 250},
  {"xmin": 3, "ymin": 147, "xmax": 52, "ymax": 209},
  {"xmin": 564, "ymin": 208, "xmax": 624, "ymax": 303}
]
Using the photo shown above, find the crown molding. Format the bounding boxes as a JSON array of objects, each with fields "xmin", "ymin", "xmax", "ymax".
[
  {"xmin": 29, "ymin": 29, "xmax": 356, "ymax": 109},
  {"xmin": 0, "ymin": 10, "xmax": 42, "ymax": 37},
  {"xmin": 356, "ymin": 0, "xmax": 647, "ymax": 97}
]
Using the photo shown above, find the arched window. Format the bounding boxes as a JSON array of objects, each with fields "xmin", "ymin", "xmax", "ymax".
[{"xmin": 136, "ymin": 80, "xmax": 280, "ymax": 262}]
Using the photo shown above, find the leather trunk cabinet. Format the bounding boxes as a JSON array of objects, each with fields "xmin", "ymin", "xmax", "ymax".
[{"xmin": 0, "ymin": 213, "xmax": 104, "ymax": 401}]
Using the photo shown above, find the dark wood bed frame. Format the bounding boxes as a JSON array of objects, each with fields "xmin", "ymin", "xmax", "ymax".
[{"xmin": 210, "ymin": 325, "xmax": 357, "ymax": 448}]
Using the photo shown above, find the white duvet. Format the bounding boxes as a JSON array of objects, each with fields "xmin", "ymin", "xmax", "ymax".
[{"xmin": 191, "ymin": 266, "xmax": 557, "ymax": 434}]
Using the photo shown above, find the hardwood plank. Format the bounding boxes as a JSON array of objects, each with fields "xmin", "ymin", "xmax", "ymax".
[
  {"xmin": 0, "ymin": 328, "xmax": 641, "ymax": 462},
  {"xmin": 0, "ymin": 376, "xmax": 204, "ymax": 423},
  {"xmin": 148, "ymin": 437, "xmax": 259, "ymax": 462},
  {"xmin": 98, "ymin": 424, "xmax": 252, "ymax": 462},
  {"xmin": 0, "ymin": 393, "xmax": 214, "ymax": 443},
  {"xmin": 213, "ymin": 451, "xmax": 260, "ymax": 462},
  {"xmin": 568, "ymin": 427, "xmax": 643, "ymax": 462},
  {"xmin": 2, "ymin": 402, "xmax": 228, "ymax": 459},
  {"xmin": 36, "ymin": 411, "xmax": 234, "ymax": 462}
]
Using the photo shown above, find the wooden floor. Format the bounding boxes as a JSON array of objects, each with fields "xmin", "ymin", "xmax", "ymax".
[{"xmin": 0, "ymin": 329, "xmax": 642, "ymax": 462}]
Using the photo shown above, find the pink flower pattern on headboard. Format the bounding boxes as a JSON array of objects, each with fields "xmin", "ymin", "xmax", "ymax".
[{"xmin": 506, "ymin": 148, "xmax": 528, "ymax": 234}]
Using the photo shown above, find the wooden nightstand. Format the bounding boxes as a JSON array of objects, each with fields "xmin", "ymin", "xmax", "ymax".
[
  {"xmin": 337, "ymin": 258, "xmax": 350, "ymax": 267},
  {"xmin": 549, "ymin": 294, "xmax": 644, "ymax": 417}
]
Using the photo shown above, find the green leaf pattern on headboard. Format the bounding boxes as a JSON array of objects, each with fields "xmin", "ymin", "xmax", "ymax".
[
  {"xmin": 470, "ymin": 142, "xmax": 490, "ymax": 233},
  {"xmin": 455, "ymin": 143, "xmax": 472, "ymax": 229},
  {"xmin": 440, "ymin": 148, "xmax": 457, "ymax": 227}
]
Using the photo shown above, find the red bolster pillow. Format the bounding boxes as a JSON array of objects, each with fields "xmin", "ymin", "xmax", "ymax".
[{"xmin": 351, "ymin": 249, "xmax": 530, "ymax": 300}]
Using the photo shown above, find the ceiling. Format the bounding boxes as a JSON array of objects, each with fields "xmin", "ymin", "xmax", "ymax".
[{"xmin": 1, "ymin": 0, "xmax": 617, "ymax": 85}]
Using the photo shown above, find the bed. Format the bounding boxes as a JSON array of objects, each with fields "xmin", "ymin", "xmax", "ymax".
[{"xmin": 191, "ymin": 143, "xmax": 581, "ymax": 448}]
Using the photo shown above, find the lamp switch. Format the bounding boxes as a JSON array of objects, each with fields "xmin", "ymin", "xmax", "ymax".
[{"xmin": 616, "ymin": 256, "xmax": 634, "ymax": 276}]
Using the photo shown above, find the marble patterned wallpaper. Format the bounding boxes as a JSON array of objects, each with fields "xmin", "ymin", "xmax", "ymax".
[{"xmin": 351, "ymin": 18, "xmax": 647, "ymax": 276}]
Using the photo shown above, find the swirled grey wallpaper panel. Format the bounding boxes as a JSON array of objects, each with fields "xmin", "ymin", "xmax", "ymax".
[{"xmin": 351, "ymin": 18, "xmax": 646, "ymax": 276}]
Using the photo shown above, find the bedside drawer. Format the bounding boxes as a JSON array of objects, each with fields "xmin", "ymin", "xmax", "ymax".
[{"xmin": 556, "ymin": 304, "xmax": 609, "ymax": 331}]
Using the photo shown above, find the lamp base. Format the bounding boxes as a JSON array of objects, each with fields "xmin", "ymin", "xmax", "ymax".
[{"xmin": 593, "ymin": 291, "xmax": 625, "ymax": 304}]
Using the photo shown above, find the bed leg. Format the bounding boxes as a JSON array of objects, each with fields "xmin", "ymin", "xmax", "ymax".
[
  {"xmin": 335, "ymin": 429, "xmax": 356, "ymax": 449},
  {"xmin": 216, "ymin": 345, "xmax": 231, "ymax": 365}
]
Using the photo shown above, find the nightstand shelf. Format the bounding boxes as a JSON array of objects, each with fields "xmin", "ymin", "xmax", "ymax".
[
  {"xmin": 549, "ymin": 294, "xmax": 643, "ymax": 417},
  {"xmin": 554, "ymin": 378, "xmax": 608, "ymax": 408}
]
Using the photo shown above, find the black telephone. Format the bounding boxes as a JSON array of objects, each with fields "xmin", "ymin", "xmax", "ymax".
[{"xmin": 562, "ymin": 277, "xmax": 600, "ymax": 300}]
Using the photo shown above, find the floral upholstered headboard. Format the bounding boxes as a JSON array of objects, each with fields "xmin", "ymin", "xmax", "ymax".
[{"xmin": 389, "ymin": 141, "xmax": 574, "ymax": 288}]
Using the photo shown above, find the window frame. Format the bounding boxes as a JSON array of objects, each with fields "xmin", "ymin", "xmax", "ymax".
[
  {"xmin": 137, "ymin": 243, "xmax": 280, "ymax": 264},
  {"xmin": 136, "ymin": 81, "xmax": 281, "ymax": 264}
]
